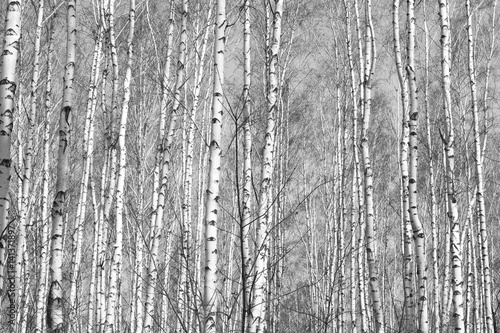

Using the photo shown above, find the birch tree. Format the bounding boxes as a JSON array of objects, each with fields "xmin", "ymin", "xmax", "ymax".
[
  {"xmin": 203, "ymin": 0, "xmax": 226, "ymax": 331},
  {"xmin": 392, "ymin": 1, "xmax": 414, "ymax": 329},
  {"xmin": 17, "ymin": 0, "xmax": 43, "ymax": 327},
  {"xmin": 359, "ymin": 1, "xmax": 384, "ymax": 331},
  {"xmin": 438, "ymin": 0, "xmax": 465, "ymax": 330},
  {"xmin": 0, "ymin": 0, "xmax": 21, "ymax": 303},
  {"xmin": 35, "ymin": 16, "xmax": 55, "ymax": 333},
  {"xmin": 247, "ymin": 1, "xmax": 283, "ymax": 332},
  {"xmin": 47, "ymin": 0, "xmax": 77, "ymax": 329},
  {"xmin": 406, "ymin": 0, "xmax": 429, "ymax": 330},
  {"xmin": 241, "ymin": 0, "xmax": 253, "ymax": 329},
  {"xmin": 466, "ymin": 0, "xmax": 493, "ymax": 330},
  {"xmin": 105, "ymin": 0, "xmax": 135, "ymax": 330}
]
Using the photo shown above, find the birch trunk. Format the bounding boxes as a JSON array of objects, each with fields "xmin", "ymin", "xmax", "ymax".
[
  {"xmin": 241, "ymin": 1, "xmax": 252, "ymax": 329},
  {"xmin": 35, "ymin": 17, "xmax": 55, "ymax": 333},
  {"xmin": 422, "ymin": 1, "xmax": 440, "ymax": 330},
  {"xmin": 47, "ymin": 0, "xmax": 76, "ymax": 329},
  {"xmin": 17, "ymin": 1, "xmax": 44, "ymax": 323},
  {"xmin": 342, "ymin": 3, "xmax": 358, "ymax": 330},
  {"xmin": 0, "ymin": 0, "xmax": 21, "ymax": 301},
  {"xmin": 203, "ymin": 0, "xmax": 226, "ymax": 330},
  {"xmin": 247, "ymin": 2, "xmax": 283, "ymax": 332},
  {"xmin": 438, "ymin": 0, "xmax": 465, "ymax": 330},
  {"xmin": 406, "ymin": 0, "xmax": 429, "ymax": 330},
  {"xmin": 105, "ymin": 0, "xmax": 135, "ymax": 330},
  {"xmin": 465, "ymin": 1, "xmax": 494, "ymax": 331},
  {"xmin": 392, "ymin": 1, "xmax": 415, "ymax": 329},
  {"xmin": 360, "ymin": 1, "xmax": 383, "ymax": 331}
]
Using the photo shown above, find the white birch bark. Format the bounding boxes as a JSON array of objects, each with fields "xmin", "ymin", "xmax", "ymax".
[
  {"xmin": 343, "ymin": 3, "xmax": 359, "ymax": 331},
  {"xmin": 86, "ymin": 173, "xmax": 100, "ymax": 333},
  {"xmin": 406, "ymin": 0, "xmax": 429, "ymax": 330},
  {"xmin": 157, "ymin": 3, "xmax": 175, "ymax": 330},
  {"xmin": 392, "ymin": 2, "xmax": 415, "ymax": 329},
  {"xmin": 47, "ymin": 0, "xmax": 76, "ymax": 329},
  {"xmin": 438, "ymin": 1, "xmax": 465, "ymax": 330},
  {"xmin": 203, "ymin": 0, "xmax": 226, "ymax": 331},
  {"xmin": 465, "ymin": 1, "xmax": 493, "ymax": 330},
  {"xmin": 0, "ymin": 0, "xmax": 21, "ymax": 304},
  {"xmin": 17, "ymin": 1, "xmax": 44, "ymax": 321},
  {"xmin": 247, "ymin": 2, "xmax": 283, "ymax": 332},
  {"xmin": 343, "ymin": 2, "xmax": 364, "ymax": 330},
  {"xmin": 35, "ymin": 18, "xmax": 55, "ymax": 333},
  {"xmin": 241, "ymin": 0, "xmax": 253, "ymax": 329},
  {"xmin": 360, "ymin": 1, "xmax": 383, "ymax": 331},
  {"xmin": 104, "ymin": 0, "xmax": 135, "ymax": 330},
  {"xmin": 421, "ymin": 1, "xmax": 440, "ymax": 330}
]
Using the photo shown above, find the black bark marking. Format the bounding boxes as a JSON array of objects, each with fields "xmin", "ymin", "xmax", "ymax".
[{"xmin": 0, "ymin": 159, "xmax": 11, "ymax": 167}]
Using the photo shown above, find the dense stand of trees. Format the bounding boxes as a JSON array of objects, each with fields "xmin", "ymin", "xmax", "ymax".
[{"xmin": 0, "ymin": 0, "xmax": 499, "ymax": 332}]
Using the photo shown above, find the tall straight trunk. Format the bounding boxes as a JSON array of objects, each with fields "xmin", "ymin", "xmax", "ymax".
[
  {"xmin": 392, "ymin": 1, "xmax": 414, "ymax": 330},
  {"xmin": 104, "ymin": 0, "xmax": 135, "ymax": 330},
  {"xmin": 360, "ymin": 1, "xmax": 383, "ymax": 331},
  {"xmin": 47, "ymin": 0, "xmax": 76, "ymax": 329},
  {"xmin": 438, "ymin": 0, "xmax": 465, "ymax": 330},
  {"xmin": 35, "ymin": 18, "xmax": 55, "ymax": 333},
  {"xmin": 465, "ymin": 1, "xmax": 493, "ymax": 331},
  {"xmin": 422, "ymin": 1, "xmax": 439, "ymax": 330},
  {"xmin": 406, "ymin": 0, "xmax": 429, "ymax": 331},
  {"xmin": 342, "ymin": 2, "xmax": 358, "ymax": 331},
  {"xmin": 156, "ymin": 2, "xmax": 176, "ymax": 330},
  {"xmin": 203, "ymin": 0, "xmax": 226, "ymax": 331},
  {"xmin": 336, "ymin": 82, "xmax": 346, "ymax": 333},
  {"xmin": 97, "ymin": 56, "xmax": 116, "ymax": 333},
  {"xmin": 17, "ymin": 0, "xmax": 44, "ymax": 319},
  {"xmin": 471, "ymin": 217, "xmax": 480, "ymax": 332},
  {"xmin": 178, "ymin": 7, "xmax": 212, "ymax": 332},
  {"xmin": 193, "ymin": 96, "xmax": 209, "ymax": 331},
  {"xmin": 0, "ymin": 0, "xmax": 21, "ymax": 303},
  {"xmin": 352, "ymin": 3, "xmax": 368, "ymax": 327},
  {"xmin": 247, "ymin": 1, "xmax": 283, "ymax": 332},
  {"xmin": 241, "ymin": 1, "xmax": 252, "ymax": 330},
  {"xmin": 441, "ymin": 171, "xmax": 451, "ymax": 326},
  {"xmin": 481, "ymin": 0, "xmax": 496, "ymax": 158},
  {"xmin": 87, "ymin": 173, "xmax": 100, "ymax": 333}
]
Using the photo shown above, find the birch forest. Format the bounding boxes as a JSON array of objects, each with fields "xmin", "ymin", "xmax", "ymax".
[{"xmin": 1, "ymin": 0, "xmax": 500, "ymax": 332}]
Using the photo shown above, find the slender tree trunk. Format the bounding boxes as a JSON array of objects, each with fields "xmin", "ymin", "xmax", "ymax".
[
  {"xmin": 105, "ymin": 0, "xmax": 135, "ymax": 330},
  {"xmin": 0, "ymin": 0, "xmax": 22, "ymax": 306},
  {"xmin": 17, "ymin": 0, "xmax": 44, "ymax": 323},
  {"xmin": 247, "ymin": 2, "xmax": 283, "ymax": 332},
  {"xmin": 35, "ymin": 17, "xmax": 55, "ymax": 333},
  {"xmin": 465, "ymin": 1, "xmax": 494, "ymax": 331},
  {"xmin": 87, "ymin": 172, "xmax": 101, "ymax": 333},
  {"xmin": 392, "ymin": 2, "xmax": 415, "ymax": 330},
  {"xmin": 422, "ymin": 1, "xmax": 440, "ymax": 330},
  {"xmin": 203, "ymin": 0, "xmax": 226, "ymax": 331},
  {"xmin": 360, "ymin": 1, "xmax": 383, "ymax": 331},
  {"xmin": 240, "ymin": 1, "xmax": 252, "ymax": 330},
  {"xmin": 47, "ymin": 0, "xmax": 76, "ymax": 329},
  {"xmin": 438, "ymin": 1, "xmax": 465, "ymax": 330},
  {"xmin": 406, "ymin": 0, "xmax": 429, "ymax": 330},
  {"xmin": 342, "ymin": 3, "xmax": 358, "ymax": 331}
]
